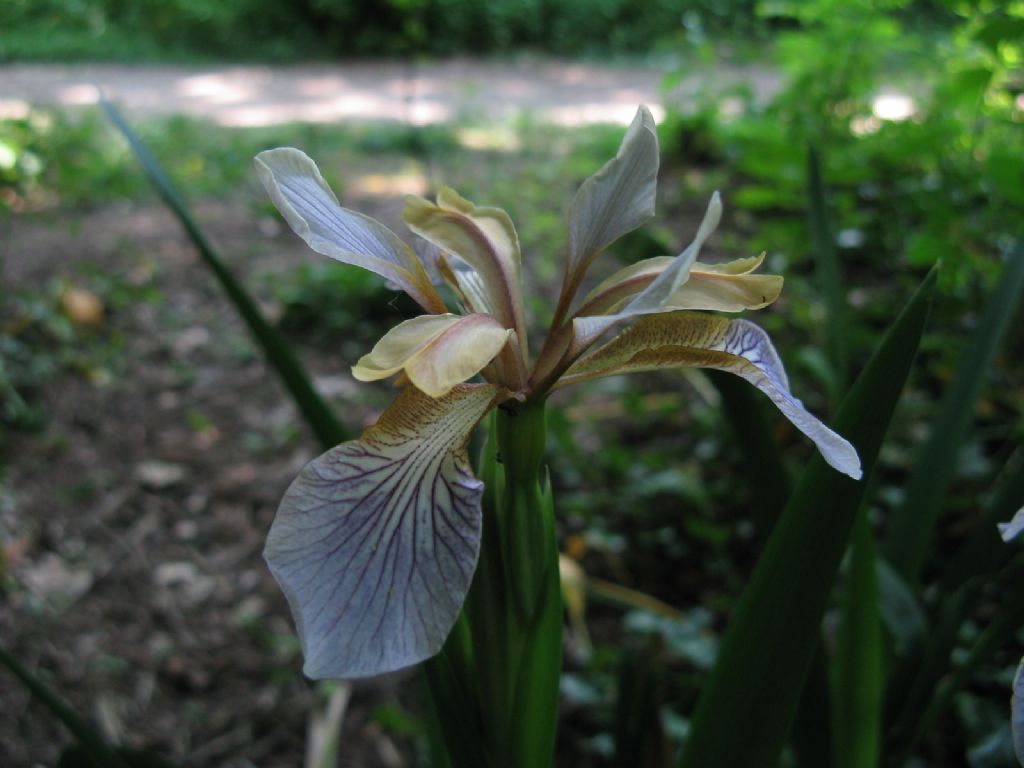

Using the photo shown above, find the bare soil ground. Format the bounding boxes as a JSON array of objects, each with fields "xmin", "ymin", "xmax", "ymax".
[{"xmin": 1, "ymin": 195, "xmax": 421, "ymax": 766}]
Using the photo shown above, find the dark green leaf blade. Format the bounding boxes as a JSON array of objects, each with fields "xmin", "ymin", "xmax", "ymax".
[
  {"xmin": 884, "ymin": 244, "xmax": 1024, "ymax": 583},
  {"xmin": 941, "ymin": 446, "xmax": 1024, "ymax": 591},
  {"xmin": 807, "ymin": 143, "xmax": 848, "ymax": 405},
  {"xmin": 831, "ymin": 511, "xmax": 883, "ymax": 768},
  {"xmin": 705, "ymin": 368, "xmax": 791, "ymax": 533},
  {"xmin": 891, "ymin": 557, "xmax": 1024, "ymax": 764},
  {"xmin": 791, "ymin": 646, "xmax": 833, "ymax": 768},
  {"xmin": 101, "ymin": 99, "xmax": 347, "ymax": 451},
  {"xmin": 883, "ymin": 449, "xmax": 1024, "ymax": 759},
  {"xmin": 0, "ymin": 646, "xmax": 132, "ymax": 768},
  {"xmin": 679, "ymin": 268, "xmax": 935, "ymax": 768}
]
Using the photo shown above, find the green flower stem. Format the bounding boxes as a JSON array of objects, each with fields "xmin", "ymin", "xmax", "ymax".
[
  {"xmin": 496, "ymin": 400, "xmax": 551, "ymax": 618},
  {"xmin": 428, "ymin": 399, "xmax": 562, "ymax": 768}
]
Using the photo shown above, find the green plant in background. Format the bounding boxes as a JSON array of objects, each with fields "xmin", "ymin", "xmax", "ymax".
[
  {"xmin": 663, "ymin": 1, "xmax": 1020, "ymax": 298},
  {"xmin": 0, "ymin": 0, "xmax": 759, "ymax": 61},
  {"xmin": 654, "ymin": 19, "xmax": 1024, "ymax": 759},
  {"xmin": 252, "ymin": 107, "xmax": 859, "ymax": 766}
]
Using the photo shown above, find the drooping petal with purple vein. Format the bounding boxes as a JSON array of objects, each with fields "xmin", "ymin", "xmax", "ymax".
[
  {"xmin": 265, "ymin": 383, "xmax": 500, "ymax": 679},
  {"xmin": 557, "ymin": 312, "xmax": 862, "ymax": 479}
]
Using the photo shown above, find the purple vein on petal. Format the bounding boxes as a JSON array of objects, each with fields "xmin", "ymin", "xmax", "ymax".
[{"xmin": 264, "ymin": 383, "xmax": 499, "ymax": 679}]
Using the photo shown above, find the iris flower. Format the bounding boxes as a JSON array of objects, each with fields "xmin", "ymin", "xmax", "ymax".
[{"xmin": 255, "ymin": 106, "xmax": 861, "ymax": 680}]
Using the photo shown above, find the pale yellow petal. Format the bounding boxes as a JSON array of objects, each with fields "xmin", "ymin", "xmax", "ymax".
[
  {"xmin": 403, "ymin": 190, "xmax": 527, "ymax": 354},
  {"xmin": 665, "ymin": 270, "xmax": 783, "ymax": 312},
  {"xmin": 353, "ymin": 314, "xmax": 460, "ymax": 381},
  {"xmin": 353, "ymin": 313, "xmax": 511, "ymax": 398},
  {"xmin": 405, "ymin": 320, "xmax": 513, "ymax": 398},
  {"xmin": 576, "ymin": 251, "xmax": 782, "ymax": 317},
  {"xmin": 693, "ymin": 252, "xmax": 767, "ymax": 275},
  {"xmin": 574, "ymin": 257, "xmax": 672, "ymax": 317}
]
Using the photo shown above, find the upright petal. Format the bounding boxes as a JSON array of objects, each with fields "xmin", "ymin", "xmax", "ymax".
[
  {"xmin": 557, "ymin": 312, "xmax": 861, "ymax": 479},
  {"xmin": 403, "ymin": 188, "xmax": 527, "ymax": 352},
  {"xmin": 352, "ymin": 313, "xmax": 512, "ymax": 398},
  {"xmin": 564, "ymin": 106, "xmax": 660, "ymax": 298},
  {"xmin": 265, "ymin": 384, "xmax": 500, "ymax": 679},
  {"xmin": 255, "ymin": 148, "xmax": 446, "ymax": 314},
  {"xmin": 569, "ymin": 193, "xmax": 722, "ymax": 357}
]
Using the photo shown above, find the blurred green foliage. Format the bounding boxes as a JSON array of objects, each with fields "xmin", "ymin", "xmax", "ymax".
[
  {"xmin": 0, "ymin": 0, "xmax": 900, "ymax": 61},
  {"xmin": 0, "ymin": 109, "xmax": 461, "ymax": 210},
  {"xmin": 269, "ymin": 262, "xmax": 399, "ymax": 351},
  {"xmin": 663, "ymin": 1, "xmax": 1022, "ymax": 295}
]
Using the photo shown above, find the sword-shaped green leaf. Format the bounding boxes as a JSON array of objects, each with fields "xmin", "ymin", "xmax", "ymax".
[
  {"xmin": 678, "ymin": 268, "xmax": 935, "ymax": 768},
  {"xmin": 704, "ymin": 368, "xmax": 791, "ymax": 533},
  {"xmin": 0, "ymin": 645, "xmax": 132, "ymax": 768},
  {"xmin": 806, "ymin": 143, "xmax": 848, "ymax": 406},
  {"xmin": 890, "ymin": 557, "xmax": 1024, "ymax": 765},
  {"xmin": 831, "ymin": 511, "xmax": 883, "ymax": 768},
  {"xmin": 884, "ymin": 244, "xmax": 1024, "ymax": 583}
]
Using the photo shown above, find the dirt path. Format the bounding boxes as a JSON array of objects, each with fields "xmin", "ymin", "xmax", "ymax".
[{"xmin": 0, "ymin": 57, "xmax": 780, "ymax": 126}]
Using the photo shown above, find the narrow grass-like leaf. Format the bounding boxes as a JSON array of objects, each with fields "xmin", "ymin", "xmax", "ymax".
[
  {"xmin": 707, "ymin": 371, "xmax": 830, "ymax": 768},
  {"xmin": 875, "ymin": 558, "xmax": 927, "ymax": 652},
  {"xmin": 305, "ymin": 682, "xmax": 351, "ymax": 768},
  {"xmin": 423, "ymin": 620, "xmax": 488, "ymax": 768},
  {"xmin": 102, "ymin": 100, "xmax": 347, "ymax": 450},
  {"xmin": 884, "ymin": 586, "xmax": 969, "ymax": 756},
  {"xmin": 884, "ymin": 448, "xmax": 1024, "ymax": 759},
  {"xmin": 831, "ymin": 511, "xmax": 883, "ymax": 768},
  {"xmin": 679, "ymin": 268, "xmax": 935, "ymax": 768},
  {"xmin": 892, "ymin": 557, "xmax": 1024, "ymax": 764},
  {"xmin": 941, "ymin": 446, "xmax": 1024, "ymax": 591},
  {"xmin": 791, "ymin": 647, "xmax": 833, "ymax": 768},
  {"xmin": 884, "ymin": 244, "xmax": 1024, "ymax": 583},
  {"xmin": 806, "ymin": 143, "xmax": 848, "ymax": 405},
  {"xmin": 614, "ymin": 641, "xmax": 670, "ymax": 768},
  {"xmin": 0, "ymin": 646, "xmax": 133, "ymax": 768},
  {"xmin": 1014, "ymin": 657, "xmax": 1024, "ymax": 767}
]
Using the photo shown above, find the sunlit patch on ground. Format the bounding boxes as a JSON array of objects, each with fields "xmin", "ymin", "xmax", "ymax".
[
  {"xmin": 455, "ymin": 125, "xmax": 523, "ymax": 151},
  {"xmin": 347, "ymin": 170, "xmax": 428, "ymax": 198},
  {"xmin": 1, "ymin": 61, "xmax": 784, "ymax": 129}
]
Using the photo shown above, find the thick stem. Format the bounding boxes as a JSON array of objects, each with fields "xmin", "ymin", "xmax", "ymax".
[
  {"xmin": 495, "ymin": 399, "xmax": 551, "ymax": 617},
  {"xmin": 430, "ymin": 398, "xmax": 562, "ymax": 768}
]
